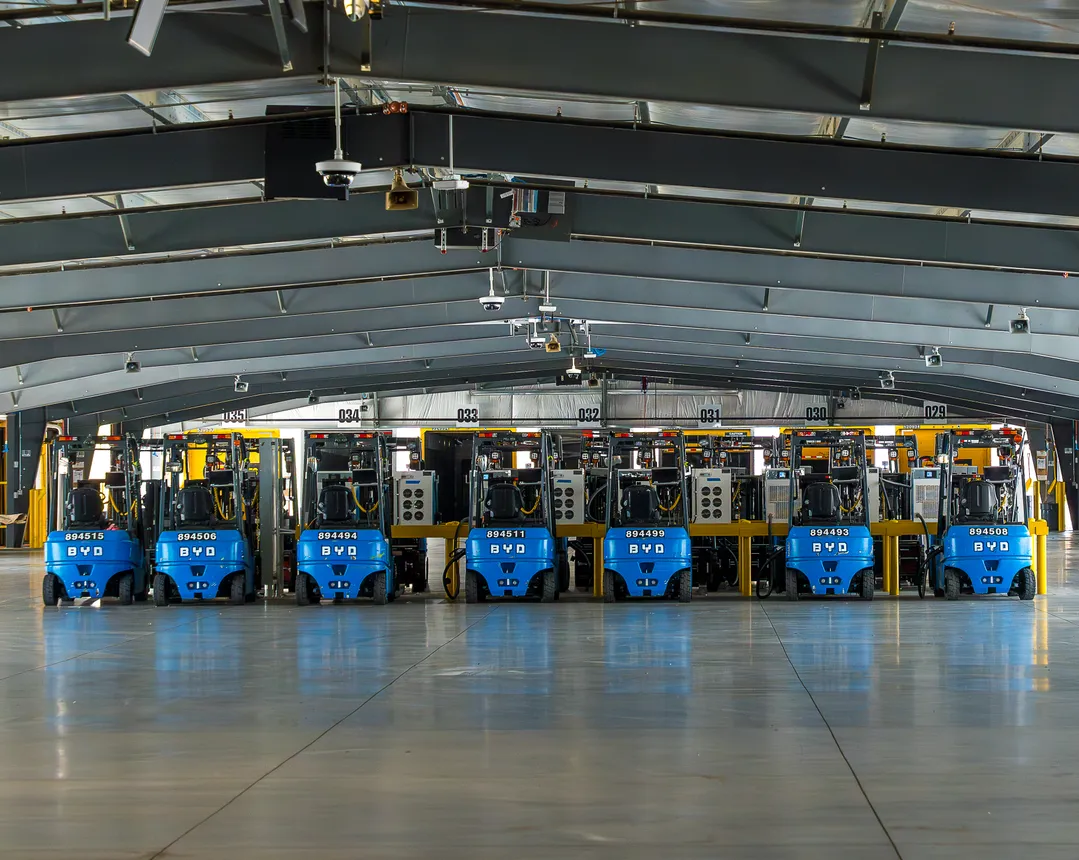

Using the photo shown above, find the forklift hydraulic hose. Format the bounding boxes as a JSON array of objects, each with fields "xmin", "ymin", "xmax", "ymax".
[
  {"xmin": 756, "ymin": 547, "xmax": 785, "ymax": 599},
  {"xmin": 442, "ymin": 549, "xmax": 467, "ymax": 600}
]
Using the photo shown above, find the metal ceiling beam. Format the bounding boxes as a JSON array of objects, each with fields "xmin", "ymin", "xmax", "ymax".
[
  {"xmin": 8, "ymin": 230, "xmax": 1079, "ymax": 319},
  {"xmin": 9, "ymin": 6, "xmax": 1079, "ymax": 133},
  {"xmin": 0, "ymin": 11, "xmax": 365, "ymax": 104},
  {"xmin": 11, "ymin": 191, "xmax": 1079, "ymax": 276},
  {"xmin": 7, "ymin": 108, "xmax": 1079, "ymax": 219}
]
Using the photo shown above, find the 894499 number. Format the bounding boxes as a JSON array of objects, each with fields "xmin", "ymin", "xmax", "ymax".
[{"xmin": 625, "ymin": 529, "xmax": 666, "ymax": 538}]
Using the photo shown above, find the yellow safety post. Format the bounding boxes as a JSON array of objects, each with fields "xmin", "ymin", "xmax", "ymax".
[
  {"xmin": 1038, "ymin": 528, "xmax": 1048, "ymax": 595},
  {"xmin": 27, "ymin": 489, "xmax": 47, "ymax": 549},
  {"xmin": 738, "ymin": 529, "xmax": 753, "ymax": 596},
  {"xmin": 446, "ymin": 536, "xmax": 460, "ymax": 598},
  {"xmin": 882, "ymin": 532, "xmax": 900, "ymax": 596}
]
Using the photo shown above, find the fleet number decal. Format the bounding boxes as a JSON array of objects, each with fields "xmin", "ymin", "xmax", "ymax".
[
  {"xmin": 810, "ymin": 528, "xmax": 849, "ymax": 537},
  {"xmin": 178, "ymin": 532, "xmax": 217, "ymax": 541},
  {"xmin": 969, "ymin": 527, "xmax": 1009, "ymax": 536},
  {"xmin": 65, "ymin": 532, "xmax": 104, "ymax": 541},
  {"xmin": 625, "ymin": 529, "xmax": 666, "ymax": 538},
  {"xmin": 318, "ymin": 531, "xmax": 359, "ymax": 540},
  {"xmin": 486, "ymin": 530, "xmax": 526, "ymax": 539}
]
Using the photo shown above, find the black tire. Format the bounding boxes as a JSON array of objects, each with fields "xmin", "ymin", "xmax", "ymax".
[
  {"xmin": 541, "ymin": 569, "xmax": 558, "ymax": 603},
  {"xmin": 603, "ymin": 570, "xmax": 616, "ymax": 604},
  {"xmin": 465, "ymin": 570, "xmax": 480, "ymax": 604},
  {"xmin": 117, "ymin": 572, "xmax": 134, "ymax": 606},
  {"xmin": 860, "ymin": 568, "xmax": 874, "ymax": 601},
  {"xmin": 152, "ymin": 573, "xmax": 170, "ymax": 607},
  {"xmin": 296, "ymin": 572, "xmax": 312, "ymax": 606},
  {"xmin": 558, "ymin": 552, "xmax": 571, "ymax": 593},
  {"xmin": 229, "ymin": 574, "xmax": 246, "ymax": 605},
  {"xmin": 415, "ymin": 561, "xmax": 430, "ymax": 593},
  {"xmin": 372, "ymin": 571, "xmax": 388, "ymax": 605},
  {"xmin": 42, "ymin": 573, "xmax": 60, "ymax": 607},
  {"xmin": 1017, "ymin": 567, "xmax": 1037, "ymax": 601},
  {"xmin": 785, "ymin": 568, "xmax": 800, "ymax": 601},
  {"xmin": 945, "ymin": 567, "xmax": 961, "ymax": 601},
  {"xmin": 678, "ymin": 570, "xmax": 692, "ymax": 603},
  {"xmin": 917, "ymin": 552, "xmax": 928, "ymax": 599}
]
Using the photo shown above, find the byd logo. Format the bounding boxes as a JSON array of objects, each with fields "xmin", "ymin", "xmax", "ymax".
[
  {"xmin": 179, "ymin": 546, "xmax": 218, "ymax": 558},
  {"xmin": 490, "ymin": 543, "xmax": 526, "ymax": 555},
  {"xmin": 973, "ymin": 541, "xmax": 1010, "ymax": 553},
  {"xmin": 628, "ymin": 543, "xmax": 666, "ymax": 555},
  {"xmin": 66, "ymin": 547, "xmax": 104, "ymax": 557},
  {"xmin": 321, "ymin": 546, "xmax": 360, "ymax": 557},
  {"xmin": 811, "ymin": 542, "xmax": 849, "ymax": 555}
]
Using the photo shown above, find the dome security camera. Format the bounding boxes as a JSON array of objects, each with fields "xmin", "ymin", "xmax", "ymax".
[
  {"xmin": 315, "ymin": 158, "xmax": 362, "ymax": 189},
  {"xmin": 479, "ymin": 293, "xmax": 505, "ymax": 312}
]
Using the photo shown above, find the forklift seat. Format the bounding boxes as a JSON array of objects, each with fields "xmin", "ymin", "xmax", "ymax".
[
  {"xmin": 319, "ymin": 484, "xmax": 353, "ymax": 525},
  {"xmin": 961, "ymin": 480, "xmax": 997, "ymax": 522},
  {"xmin": 485, "ymin": 482, "xmax": 525, "ymax": 524},
  {"xmin": 803, "ymin": 482, "xmax": 841, "ymax": 522},
  {"xmin": 622, "ymin": 484, "xmax": 660, "ymax": 524},
  {"xmin": 177, "ymin": 484, "xmax": 215, "ymax": 526},
  {"xmin": 69, "ymin": 485, "xmax": 105, "ymax": 527}
]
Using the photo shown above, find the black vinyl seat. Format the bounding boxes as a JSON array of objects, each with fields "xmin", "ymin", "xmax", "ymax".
[
  {"xmin": 961, "ymin": 481, "xmax": 997, "ymax": 523},
  {"xmin": 69, "ymin": 485, "xmax": 105, "ymax": 527},
  {"xmin": 319, "ymin": 484, "xmax": 353, "ymax": 525},
  {"xmin": 802, "ymin": 482, "xmax": 841, "ymax": 522},
  {"xmin": 177, "ymin": 484, "xmax": 215, "ymax": 527},
  {"xmin": 622, "ymin": 484, "xmax": 660, "ymax": 525},
  {"xmin": 485, "ymin": 482, "xmax": 525, "ymax": 525}
]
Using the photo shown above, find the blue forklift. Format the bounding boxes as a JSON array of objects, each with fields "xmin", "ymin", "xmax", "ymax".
[
  {"xmin": 464, "ymin": 430, "xmax": 558, "ymax": 602},
  {"xmin": 603, "ymin": 431, "xmax": 692, "ymax": 603},
  {"xmin": 43, "ymin": 434, "xmax": 162, "ymax": 605},
  {"xmin": 295, "ymin": 431, "xmax": 395, "ymax": 605},
  {"xmin": 926, "ymin": 428, "xmax": 1035, "ymax": 600},
  {"xmin": 153, "ymin": 432, "xmax": 259, "ymax": 605},
  {"xmin": 784, "ymin": 430, "xmax": 875, "ymax": 600}
]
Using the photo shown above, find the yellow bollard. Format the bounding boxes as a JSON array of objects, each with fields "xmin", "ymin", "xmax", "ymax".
[
  {"xmin": 446, "ymin": 536, "xmax": 460, "ymax": 598},
  {"xmin": 1037, "ymin": 529, "xmax": 1048, "ymax": 596},
  {"xmin": 886, "ymin": 533, "xmax": 901, "ymax": 596},
  {"xmin": 738, "ymin": 533, "xmax": 753, "ymax": 596}
]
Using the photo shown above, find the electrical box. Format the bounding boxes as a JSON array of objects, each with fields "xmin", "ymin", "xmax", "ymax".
[
  {"xmin": 763, "ymin": 469, "xmax": 797, "ymax": 524},
  {"xmin": 910, "ymin": 467, "xmax": 940, "ymax": 522},
  {"xmin": 551, "ymin": 469, "xmax": 585, "ymax": 524},
  {"xmin": 691, "ymin": 469, "xmax": 733, "ymax": 524},
  {"xmin": 394, "ymin": 471, "xmax": 438, "ymax": 525},
  {"xmin": 867, "ymin": 467, "xmax": 881, "ymax": 524}
]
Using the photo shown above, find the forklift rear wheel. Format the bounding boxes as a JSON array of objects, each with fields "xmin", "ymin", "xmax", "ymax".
[
  {"xmin": 602, "ymin": 570, "xmax": 616, "ymax": 604},
  {"xmin": 558, "ymin": 552, "xmax": 571, "ymax": 593},
  {"xmin": 1017, "ymin": 567, "xmax": 1037, "ymax": 601},
  {"xmin": 295, "ymin": 572, "xmax": 314, "ymax": 606},
  {"xmin": 785, "ymin": 568, "xmax": 800, "ymax": 601},
  {"xmin": 860, "ymin": 568, "xmax": 874, "ymax": 601},
  {"xmin": 229, "ymin": 574, "xmax": 246, "ymax": 605},
  {"xmin": 464, "ymin": 570, "xmax": 479, "ymax": 604},
  {"xmin": 678, "ymin": 570, "xmax": 692, "ymax": 603},
  {"xmin": 372, "ymin": 571, "xmax": 388, "ymax": 605},
  {"xmin": 542, "ymin": 569, "xmax": 558, "ymax": 603},
  {"xmin": 945, "ymin": 568, "xmax": 961, "ymax": 601},
  {"xmin": 117, "ymin": 572, "xmax": 134, "ymax": 606},
  {"xmin": 42, "ymin": 574, "xmax": 61, "ymax": 607},
  {"xmin": 152, "ymin": 573, "xmax": 171, "ymax": 607}
]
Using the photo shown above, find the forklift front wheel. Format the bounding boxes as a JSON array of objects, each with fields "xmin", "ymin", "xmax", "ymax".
[
  {"xmin": 295, "ymin": 572, "xmax": 316, "ymax": 606},
  {"xmin": 785, "ymin": 569, "xmax": 800, "ymax": 601}
]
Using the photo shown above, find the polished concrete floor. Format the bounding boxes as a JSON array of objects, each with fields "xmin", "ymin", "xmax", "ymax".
[{"xmin": 4, "ymin": 541, "xmax": 1079, "ymax": 859}]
